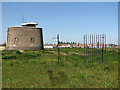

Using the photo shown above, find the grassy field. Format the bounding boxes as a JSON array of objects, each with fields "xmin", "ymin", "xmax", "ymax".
[{"xmin": 2, "ymin": 48, "xmax": 119, "ymax": 88}]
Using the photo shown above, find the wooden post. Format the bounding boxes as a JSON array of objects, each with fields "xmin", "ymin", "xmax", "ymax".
[
  {"xmin": 86, "ymin": 35, "xmax": 87, "ymax": 62},
  {"xmin": 96, "ymin": 35, "xmax": 97, "ymax": 57},
  {"xmin": 92, "ymin": 34, "xmax": 93, "ymax": 61},
  {"xmin": 57, "ymin": 34, "xmax": 60, "ymax": 64},
  {"xmin": 105, "ymin": 34, "xmax": 106, "ymax": 53},
  {"xmin": 94, "ymin": 35, "xmax": 95, "ymax": 60},
  {"xmin": 100, "ymin": 34, "xmax": 101, "ymax": 48},
  {"xmin": 84, "ymin": 35, "xmax": 85, "ymax": 64},
  {"xmin": 102, "ymin": 34, "xmax": 104, "ymax": 63}
]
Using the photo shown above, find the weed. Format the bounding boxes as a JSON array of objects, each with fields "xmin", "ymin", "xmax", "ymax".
[
  {"xmin": 16, "ymin": 50, "xmax": 22, "ymax": 54},
  {"xmin": 75, "ymin": 50, "xmax": 79, "ymax": 52},
  {"xmin": 45, "ymin": 51, "xmax": 53, "ymax": 54},
  {"xmin": 64, "ymin": 51, "xmax": 69, "ymax": 54},
  {"xmin": 112, "ymin": 61, "xmax": 118, "ymax": 64},
  {"xmin": 6, "ymin": 61, "xmax": 13, "ymax": 66},
  {"xmin": 104, "ymin": 66, "xmax": 109, "ymax": 71},
  {"xmin": 2, "ymin": 48, "xmax": 118, "ymax": 88},
  {"xmin": 71, "ymin": 54, "xmax": 78, "ymax": 56},
  {"xmin": 31, "ymin": 59, "xmax": 37, "ymax": 64},
  {"xmin": 41, "ymin": 61, "xmax": 46, "ymax": 64},
  {"xmin": 74, "ymin": 63, "xmax": 79, "ymax": 67},
  {"xmin": 2, "ymin": 55, "xmax": 16, "ymax": 60},
  {"xmin": 78, "ymin": 73, "xmax": 86, "ymax": 81}
]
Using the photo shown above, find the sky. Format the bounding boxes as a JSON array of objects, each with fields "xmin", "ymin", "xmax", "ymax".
[{"xmin": 2, "ymin": 2, "xmax": 118, "ymax": 44}]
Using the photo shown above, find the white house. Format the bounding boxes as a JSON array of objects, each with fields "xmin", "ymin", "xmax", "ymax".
[
  {"xmin": 59, "ymin": 44, "xmax": 72, "ymax": 48},
  {"xmin": 44, "ymin": 45, "xmax": 54, "ymax": 48}
]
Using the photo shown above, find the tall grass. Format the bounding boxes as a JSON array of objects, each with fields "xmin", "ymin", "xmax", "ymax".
[{"xmin": 2, "ymin": 48, "xmax": 118, "ymax": 88}]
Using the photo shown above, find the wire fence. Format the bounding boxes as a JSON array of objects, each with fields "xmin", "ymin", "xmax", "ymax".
[{"xmin": 83, "ymin": 34, "xmax": 106, "ymax": 64}]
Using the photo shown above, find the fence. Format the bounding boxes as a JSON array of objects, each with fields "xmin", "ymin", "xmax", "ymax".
[
  {"xmin": 83, "ymin": 34, "xmax": 106, "ymax": 64},
  {"xmin": 2, "ymin": 34, "xmax": 107, "ymax": 65}
]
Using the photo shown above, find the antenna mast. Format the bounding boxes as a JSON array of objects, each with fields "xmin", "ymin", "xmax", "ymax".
[{"xmin": 21, "ymin": 16, "xmax": 25, "ymax": 23}]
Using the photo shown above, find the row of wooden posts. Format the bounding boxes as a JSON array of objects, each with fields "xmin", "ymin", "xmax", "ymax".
[
  {"xmin": 83, "ymin": 34, "xmax": 106, "ymax": 64},
  {"xmin": 56, "ymin": 34, "xmax": 106, "ymax": 64}
]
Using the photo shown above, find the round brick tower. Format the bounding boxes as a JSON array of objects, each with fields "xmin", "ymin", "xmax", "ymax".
[{"xmin": 6, "ymin": 22, "xmax": 44, "ymax": 50}]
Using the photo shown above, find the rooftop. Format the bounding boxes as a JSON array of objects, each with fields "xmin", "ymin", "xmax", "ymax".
[{"xmin": 21, "ymin": 22, "xmax": 38, "ymax": 27}]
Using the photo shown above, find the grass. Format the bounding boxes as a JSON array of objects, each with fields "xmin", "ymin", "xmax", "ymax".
[{"xmin": 2, "ymin": 48, "xmax": 119, "ymax": 88}]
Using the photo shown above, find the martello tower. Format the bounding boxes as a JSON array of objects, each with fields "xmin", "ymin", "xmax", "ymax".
[{"xmin": 6, "ymin": 22, "xmax": 44, "ymax": 50}]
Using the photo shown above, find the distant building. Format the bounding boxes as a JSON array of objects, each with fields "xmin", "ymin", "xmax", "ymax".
[
  {"xmin": 106, "ymin": 44, "xmax": 118, "ymax": 48},
  {"xmin": 0, "ymin": 46, "xmax": 5, "ymax": 50},
  {"xmin": 44, "ymin": 44, "xmax": 57, "ymax": 48},
  {"xmin": 44, "ymin": 44, "xmax": 54, "ymax": 48},
  {"xmin": 59, "ymin": 44, "xmax": 72, "ymax": 48},
  {"xmin": 6, "ymin": 22, "xmax": 44, "ymax": 50},
  {"xmin": 44, "ymin": 46, "xmax": 53, "ymax": 48},
  {"xmin": 0, "ymin": 42, "xmax": 6, "ymax": 50}
]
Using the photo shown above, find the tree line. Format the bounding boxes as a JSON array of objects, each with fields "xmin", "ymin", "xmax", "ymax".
[{"xmin": 58, "ymin": 41, "xmax": 78, "ymax": 44}]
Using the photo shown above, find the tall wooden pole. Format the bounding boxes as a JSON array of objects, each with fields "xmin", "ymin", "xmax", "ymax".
[
  {"xmin": 84, "ymin": 35, "xmax": 85, "ymax": 64},
  {"xmin": 86, "ymin": 35, "xmax": 87, "ymax": 62},
  {"xmin": 92, "ymin": 34, "xmax": 93, "ymax": 61},
  {"xmin": 98, "ymin": 35, "xmax": 99, "ymax": 60},
  {"xmin": 100, "ymin": 34, "xmax": 101, "ymax": 48},
  {"xmin": 94, "ymin": 35, "xmax": 95, "ymax": 60},
  {"xmin": 105, "ymin": 34, "xmax": 106, "ymax": 53},
  {"xmin": 96, "ymin": 35, "xmax": 97, "ymax": 57},
  {"xmin": 98, "ymin": 35, "xmax": 99, "ymax": 48},
  {"xmin": 57, "ymin": 34, "xmax": 60, "ymax": 64},
  {"xmin": 90, "ymin": 35, "xmax": 91, "ymax": 61},
  {"xmin": 102, "ymin": 34, "xmax": 104, "ymax": 63},
  {"xmin": 90, "ymin": 35, "xmax": 91, "ymax": 48}
]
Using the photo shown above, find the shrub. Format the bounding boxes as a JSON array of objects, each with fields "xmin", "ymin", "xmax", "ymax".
[
  {"xmin": 64, "ymin": 51, "xmax": 69, "ymax": 54},
  {"xmin": 37, "ymin": 53, "xmax": 41, "ymax": 56},
  {"xmin": 104, "ymin": 66, "xmax": 109, "ymax": 71},
  {"xmin": 45, "ymin": 51, "xmax": 53, "ymax": 54},
  {"xmin": 16, "ymin": 50, "xmax": 22, "ymax": 54},
  {"xmin": 20, "ymin": 53, "xmax": 36, "ymax": 60},
  {"xmin": 2, "ymin": 55, "xmax": 16, "ymax": 59},
  {"xmin": 75, "ymin": 50, "xmax": 79, "ymax": 52},
  {"xmin": 71, "ymin": 54, "xmax": 78, "ymax": 56}
]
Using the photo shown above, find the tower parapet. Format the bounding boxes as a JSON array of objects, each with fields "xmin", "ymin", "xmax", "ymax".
[{"xmin": 21, "ymin": 22, "xmax": 38, "ymax": 27}]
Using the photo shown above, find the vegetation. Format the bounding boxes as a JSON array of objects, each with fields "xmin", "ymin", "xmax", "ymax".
[
  {"xmin": 59, "ymin": 41, "xmax": 78, "ymax": 44},
  {"xmin": 2, "ymin": 48, "xmax": 118, "ymax": 88}
]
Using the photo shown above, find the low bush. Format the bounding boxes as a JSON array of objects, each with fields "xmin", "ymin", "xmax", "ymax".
[
  {"xmin": 64, "ymin": 51, "xmax": 69, "ymax": 54},
  {"xmin": 45, "ymin": 51, "xmax": 53, "ymax": 54},
  {"xmin": 2, "ymin": 55, "xmax": 16, "ymax": 59},
  {"xmin": 71, "ymin": 54, "xmax": 78, "ymax": 56},
  {"xmin": 16, "ymin": 50, "xmax": 22, "ymax": 54}
]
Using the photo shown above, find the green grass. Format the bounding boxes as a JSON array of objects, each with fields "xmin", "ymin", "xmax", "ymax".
[{"xmin": 2, "ymin": 48, "xmax": 118, "ymax": 88}]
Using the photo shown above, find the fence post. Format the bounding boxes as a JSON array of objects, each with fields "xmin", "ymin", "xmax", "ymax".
[
  {"xmin": 94, "ymin": 35, "xmax": 95, "ymax": 60},
  {"xmin": 86, "ymin": 35, "xmax": 87, "ymax": 62},
  {"xmin": 57, "ymin": 34, "xmax": 60, "ymax": 64},
  {"xmin": 105, "ymin": 34, "xmax": 106, "ymax": 53},
  {"xmin": 98, "ymin": 35, "xmax": 99, "ymax": 60},
  {"xmin": 84, "ymin": 35, "xmax": 85, "ymax": 64},
  {"xmin": 100, "ymin": 34, "xmax": 101, "ymax": 49},
  {"xmin": 96, "ymin": 35, "xmax": 97, "ymax": 58},
  {"xmin": 102, "ymin": 34, "xmax": 104, "ymax": 63}
]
